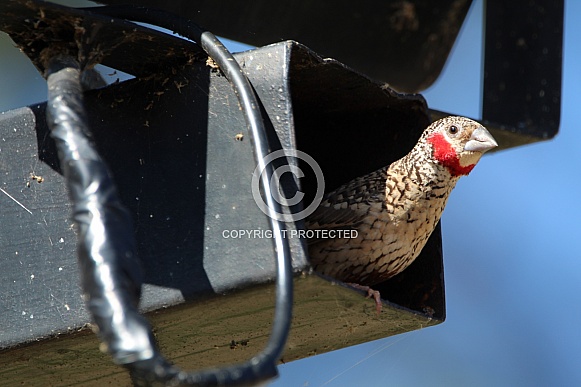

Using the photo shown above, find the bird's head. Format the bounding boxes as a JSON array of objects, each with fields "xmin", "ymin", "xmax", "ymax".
[{"xmin": 423, "ymin": 116, "xmax": 498, "ymax": 177}]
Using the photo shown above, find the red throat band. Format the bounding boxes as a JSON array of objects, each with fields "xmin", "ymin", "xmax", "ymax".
[{"xmin": 428, "ymin": 133, "xmax": 475, "ymax": 177}]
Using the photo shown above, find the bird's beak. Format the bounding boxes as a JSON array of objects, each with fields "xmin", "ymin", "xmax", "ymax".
[{"xmin": 464, "ymin": 126, "xmax": 498, "ymax": 153}]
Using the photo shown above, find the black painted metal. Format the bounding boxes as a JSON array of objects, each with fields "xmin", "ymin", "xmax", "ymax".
[
  {"xmin": 0, "ymin": 49, "xmax": 306, "ymax": 352},
  {"xmin": 93, "ymin": 0, "xmax": 473, "ymax": 93},
  {"xmin": 0, "ymin": 0, "xmax": 442, "ymax": 367},
  {"xmin": 91, "ymin": 0, "xmax": 564, "ymax": 148},
  {"xmin": 482, "ymin": 0, "xmax": 563, "ymax": 142},
  {"xmin": 0, "ymin": 1, "xmax": 203, "ymax": 77},
  {"xmin": 0, "ymin": 0, "xmax": 566, "ymax": 382}
]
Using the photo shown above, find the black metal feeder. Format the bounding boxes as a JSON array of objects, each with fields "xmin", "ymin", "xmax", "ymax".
[{"xmin": 0, "ymin": 0, "xmax": 562, "ymax": 385}]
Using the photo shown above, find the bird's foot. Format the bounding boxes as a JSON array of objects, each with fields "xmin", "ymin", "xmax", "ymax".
[{"xmin": 346, "ymin": 283, "xmax": 382, "ymax": 315}]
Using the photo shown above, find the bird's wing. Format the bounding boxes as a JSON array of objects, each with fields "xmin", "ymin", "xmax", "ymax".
[
  {"xmin": 306, "ymin": 205, "xmax": 362, "ymax": 231},
  {"xmin": 305, "ymin": 166, "xmax": 388, "ymax": 243},
  {"xmin": 322, "ymin": 166, "xmax": 389, "ymax": 207}
]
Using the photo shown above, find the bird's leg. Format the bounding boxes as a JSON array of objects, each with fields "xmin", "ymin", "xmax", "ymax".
[{"xmin": 347, "ymin": 283, "xmax": 382, "ymax": 315}]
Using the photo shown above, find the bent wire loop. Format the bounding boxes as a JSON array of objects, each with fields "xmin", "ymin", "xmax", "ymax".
[{"xmin": 45, "ymin": 6, "xmax": 293, "ymax": 386}]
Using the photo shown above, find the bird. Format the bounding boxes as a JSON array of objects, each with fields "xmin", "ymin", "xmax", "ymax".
[{"xmin": 306, "ymin": 116, "xmax": 497, "ymax": 312}]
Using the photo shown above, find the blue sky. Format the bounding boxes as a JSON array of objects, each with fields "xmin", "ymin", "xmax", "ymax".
[{"xmin": 1, "ymin": 1, "xmax": 579, "ymax": 386}]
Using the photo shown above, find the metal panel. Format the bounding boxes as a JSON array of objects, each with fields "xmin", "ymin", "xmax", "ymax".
[
  {"xmin": 0, "ymin": 39, "xmax": 443, "ymax": 383},
  {"xmin": 482, "ymin": 0, "xmax": 563, "ymax": 144},
  {"xmin": 94, "ymin": 0, "xmax": 473, "ymax": 93},
  {"xmin": 0, "ymin": 1, "xmax": 447, "ymax": 382}
]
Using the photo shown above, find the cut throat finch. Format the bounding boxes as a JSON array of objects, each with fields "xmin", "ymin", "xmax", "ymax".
[{"xmin": 307, "ymin": 116, "xmax": 497, "ymax": 312}]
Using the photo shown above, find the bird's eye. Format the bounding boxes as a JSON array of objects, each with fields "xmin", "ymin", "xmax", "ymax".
[{"xmin": 448, "ymin": 125, "xmax": 459, "ymax": 135}]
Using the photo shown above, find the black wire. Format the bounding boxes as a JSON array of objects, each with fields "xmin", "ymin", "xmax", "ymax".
[
  {"xmin": 45, "ymin": 55, "xmax": 161, "ymax": 365},
  {"xmin": 47, "ymin": 5, "xmax": 294, "ymax": 386}
]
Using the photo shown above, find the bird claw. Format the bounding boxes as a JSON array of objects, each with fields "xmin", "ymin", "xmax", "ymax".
[
  {"xmin": 347, "ymin": 283, "xmax": 383, "ymax": 315},
  {"xmin": 366, "ymin": 288, "xmax": 383, "ymax": 315}
]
